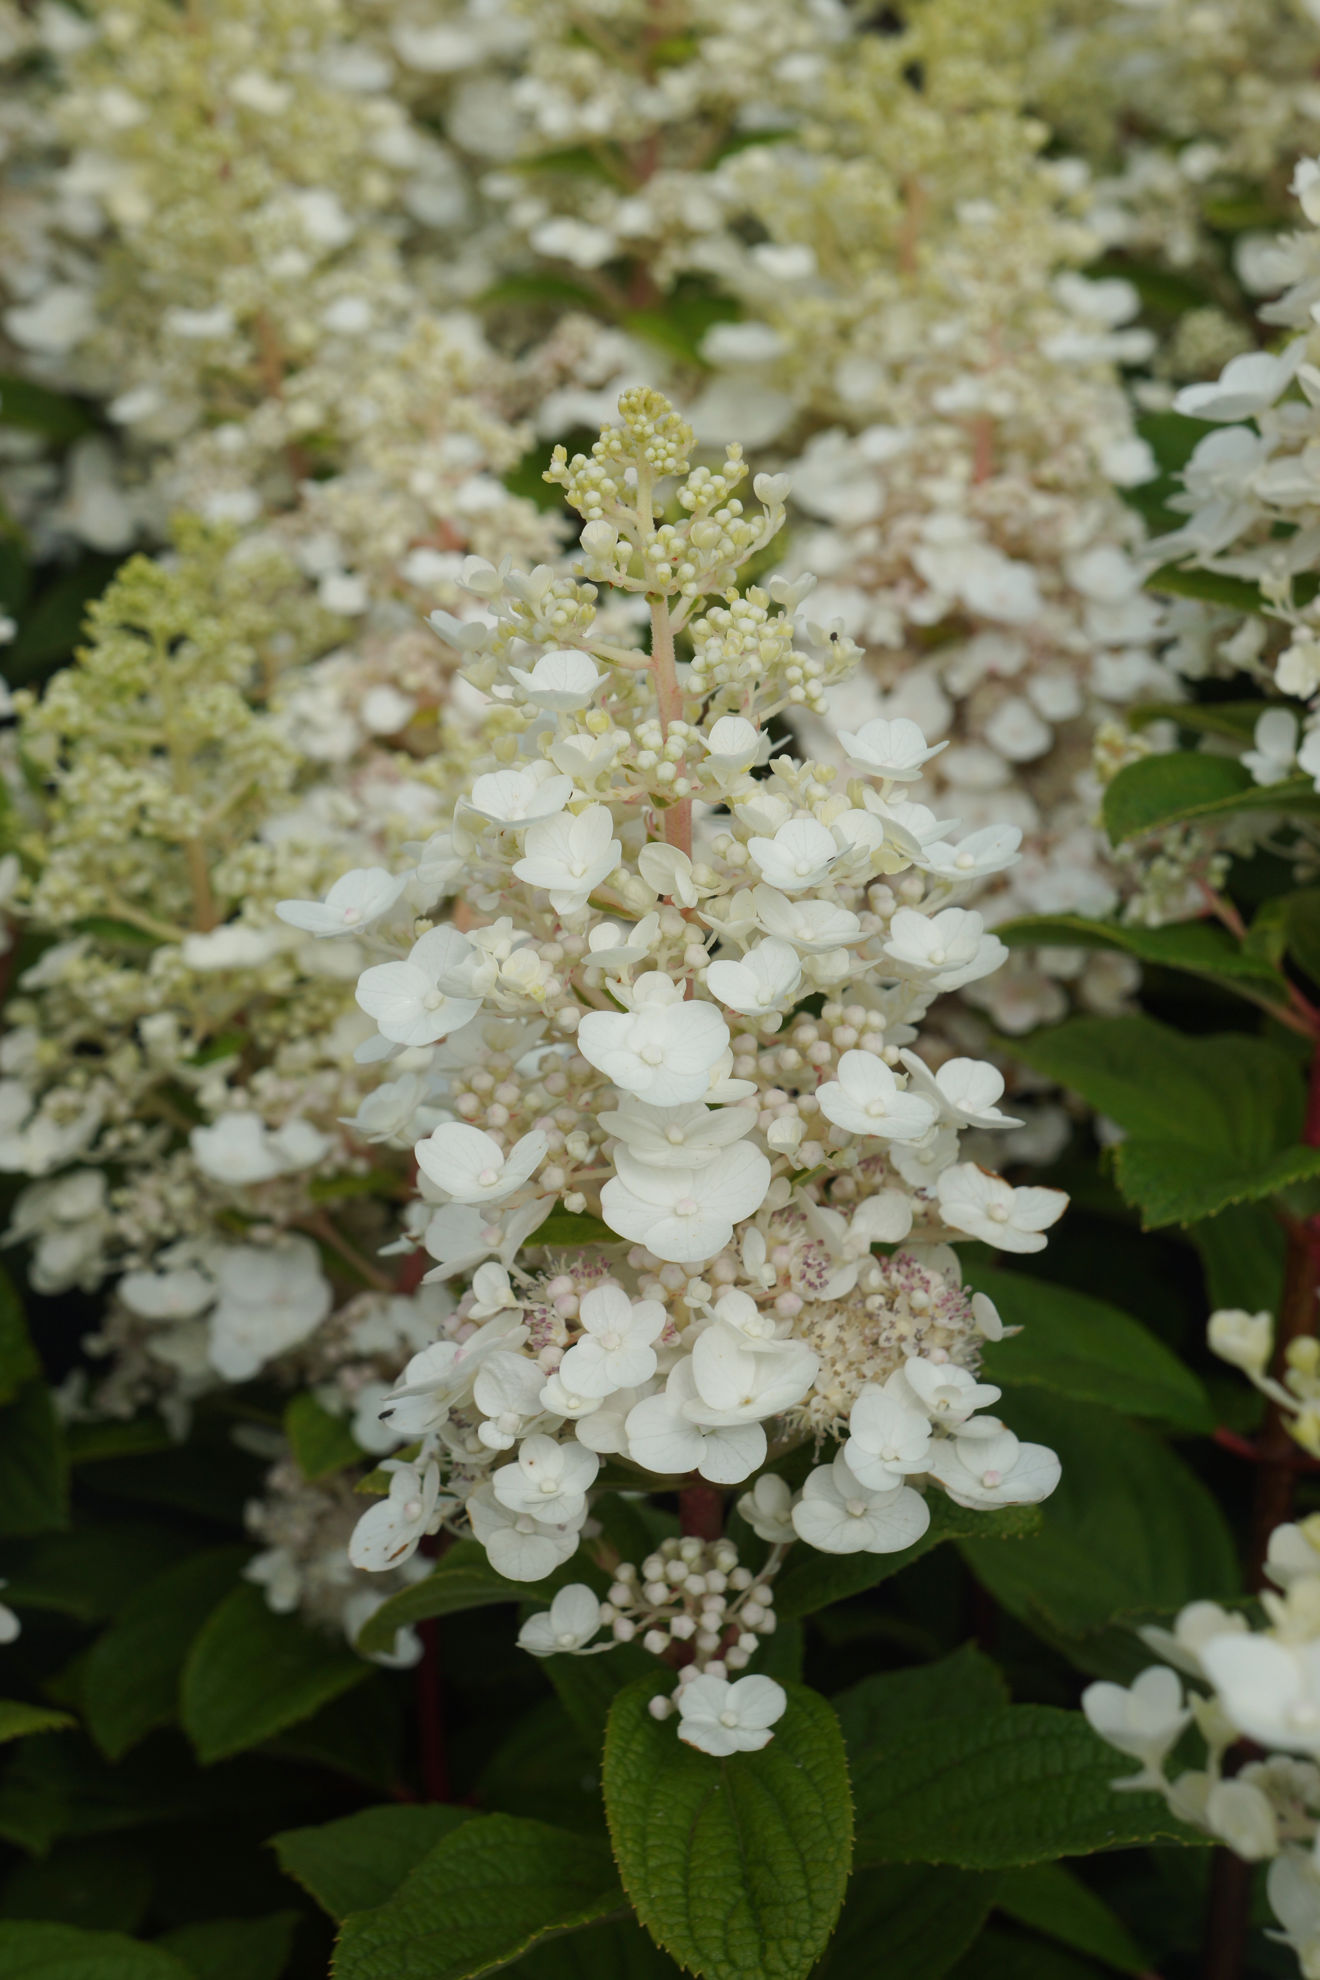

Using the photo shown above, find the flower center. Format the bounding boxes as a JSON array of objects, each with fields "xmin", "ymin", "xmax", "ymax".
[
  {"xmin": 675, "ymin": 1196, "xmax": 699, "ymax": 1217},
  {"xmin": 478, "ymin": 1167, "xmax": 500, "ymax": 1188}
]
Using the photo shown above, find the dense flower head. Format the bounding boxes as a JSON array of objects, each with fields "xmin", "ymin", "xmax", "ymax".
[
  {"xmin": 1094, "ymin": 153, "xmax": 1320, "ymax": 929},
  {"xmin": 306, "ymin": 391, "xmax": 1066, "ymax": 1743}
]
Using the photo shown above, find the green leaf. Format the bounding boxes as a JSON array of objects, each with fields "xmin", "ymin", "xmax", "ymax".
[
  {"xmin": 546, "ymin": 1642, "xmax": 655, "ymax": 1754},
  {"xmin": 0, "ymin": 1265, "xmax": 37, "ymax": 1405},
  {"xmin": 65, "ymin": 1420, "xmax": 175, "ymax": 1464},
  {"xmin": 1144, "ymin": 563, "xmax": 1274, "ymax": 612},
  {"xmin": 1282, "ymin": 887, "xmax": 1320, "ymax": 985},
  {"xmin": 514, "ymin": 1917, "xmax": 684, "ymax": 1976},
  {"xmin": 603, "ymin": 1675, "xmax": 852, "ymax": 1980},
  {"xmin": 973, "ymin": 1267, "xmax": 1212, "ymax": 1429},
  {"xmin": 1, "ymin": 1521, "xmax": 194, "ymax": 1624},
  {"xmin": 1129, "ymin": 699, "xmax": 1276, "ymax": 743},
  {"xmin": 0, "ymin": 376, "xmax": 96, "ymax": 443},
  {"xmin": 353, "ymin": 1541, "xmax": 591, "ymax": 1656},
  {"xmin": 1009, "ymin": 1015, "xmax": 1320, "ymax": 1227},
  {"xmin": 0, "ymin": 1922, "xmax": 193, "ymax": 1977},
  {"xmin": 0, "ymin": 1838, "xmax": 152, "ymax": 1934},
  {"xmin": 481, "ymin": 273, "xmax": 604, "ymax": 314},
  {"xmin": 815, "ymin": 1866, "xmax": 997, "ymax": 1980},
  {"xmin": 0, "ymin": 1384, "xmax": 69, "ymax": 1536},
  {"xmin": 851, "ymin": 1702, "xmax": 1200, "ymax": 1868},
  {"xmin": 953, "ymin": 1924, "xmax": 1115, "ymax": 1980},
  {"xmin": 535, "ymin": 1208, "xmax": 618, "ymax": 1248},
  {"xmin": 995, "ymin": 912, "xmax": 1286, "ymax": 1000},
  {"xmin": 1102, "ymin": 751, "xmax": 1320, "ymax": 845},
  {"xmin": 774, "ymin": 1496, "xmax": 1040, "ymax": 1622},
  {"xmin": 5, "ymin": 556, "xmax": 121, "ymax": 681},
  {"xmin": 1192, "ymin": 1199, "xmax": 1286, "ymax": 1313},
  {"xmin": 331, "ymin": 1814, "xmax": 623, "ymax": 1980},
  {"xmin": 267, "ymin": 1675, "xmax": 403, "ymax": 1792},
  {"xmin": 180, "ymin": 1583, "xmax": 368, "ymax": 1764},
  {"xmin": 82, "ymin": 1547, "xmax": 249, "ymax": 1760},
  {"xmin": 0, "ymin": 1729, "xmax": 315, "ymax": 1856},
  {"xmin": 284, "ymin": 1394, "xmax": 362, "ymax": 1482},
  {"xmin": 476, "ymin": 1698, "xmax": 606, "ymax": 1837},
  {"xmin": 157, "ymin": 1914, "xmax": 298, "ymax": 1980},
  {"xmin": 995, "ymin": 1864, "xmax": 1149, "ymax": 1974},
  {"xmin": 832, "ymin": 1646, "xmax": 1009, "ymax": 1756},
  {"xmin": 274, "ymin": 1805, "xmax": 474, "ymax": 1921},
  {"xmin": 71, "ymin": 917, "xmax": 161, "ymax": 953},
  {"xmin": 1116, "ymin": 1137, "xmax": 1320, "ymax": 1227},
  {"xmin": 961, "ymin": 1391, "xmax": 1238, "ymax": 1645},
  {"xmin": 0, "ymin": 1703, "xmax": 74, "ymax": 1745}
]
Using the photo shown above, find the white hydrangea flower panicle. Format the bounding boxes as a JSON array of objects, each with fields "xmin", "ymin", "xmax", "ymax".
[
  {"xmin": 1085, "ymin": 1514, "xmax": 1320, "ymax": 1971},
  {"xmin": 312, "ymin": 392, "xmax": 1065, "ymax": 1750}
]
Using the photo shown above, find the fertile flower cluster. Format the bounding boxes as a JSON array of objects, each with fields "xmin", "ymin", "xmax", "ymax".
[
  {"xmin": 317, "ymin": 390, "xmax": 1065, "ymax": 1733},
  {"xmin": 1095, "ymin": 153, "xmax": 1320, "ymax": 923},
  {"xmin": 6, "ymin": 0, "xmax": 1274, "ymax": 1671},
  {"xmin": 1085, "ymin": 1518, "xmax": 1320, "ymax": 1978},
  {"xmin": 433, "ymin": 0, "xmax": 1177, "ymax": 1039},
  {"xmin": 0, "ymin": 528, "xmax": 478, "ymax": 1451},
  {"xmin": 1036, "ymin": 0, "xmax": 1320, "ymax": 358},
  {"xmin": 1, "ymin": 0, "xmax": 556, "ymax": 672}
]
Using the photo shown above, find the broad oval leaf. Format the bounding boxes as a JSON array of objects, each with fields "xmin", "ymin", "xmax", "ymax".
[
  {"xmin": 284, "ymin": 1393, "xmax": 362, "ymax": 1482},
  {"xmin": 973, "ymin": 1267, "xmax": 1211, "ymax": 1429},
  {"xmin": 995, "ymin": 1864, "xmax": 1150, "ymax": 1974},
  {"xmin": 83, "ymin": 1547, "xmax": 249, "ymax": 1760},
  {"xmin": 0, "ymin": 1921, "xmax": 192, "ymax": 1978},
  {"xmin": 0, "ymin": 1383, "xmax": 69, "ymax": 1537},
  {"xmin": 603, "ymin": 1675, "xmax": 853, "ymax": 1980},
  {"xmin": 0, "ymin": 1701, "xmax": 74, "ymax": 1745},
  {"xmin": 1009, "ymin": 1015, "xmax": 1320, "ymax": 1227},
  {"xmin": 331, "ymin": 1813, "xmax": 623, "ymax": 1980},
  {"xmin": 850, "ymin": 1702, "xmax": 1202, "ymax": 1868},
  {"xmin": 156, "ymin": 1914, "xmax": 298, "ymax": 1980},
  {"xmin": 180, "ymin": 1583, "xmax": 368, "ymax": 1764},
  {"xmin": 995, "ymin": 912, "xmax": 1286, "ymax": 1001},
  {"xmin": 814, "ymin": 1865, "xmax": 997, "ymax": 1980},
  {"xmin": 274, "ymin": 1804, "xmax": 473, "ymax": 1921},
  {"xmin": 960, "ymin": 1391, "xmax": 1238, "ymax": 1645},
  {"xmin": 1102, "ymin": 751, "xmax": 1320, "ymax": 845}
]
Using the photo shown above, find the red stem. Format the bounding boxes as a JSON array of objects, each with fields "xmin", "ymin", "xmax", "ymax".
[{"xmin": 678, "ymin": 1481, "xmax": 724, "ymax": 1541}]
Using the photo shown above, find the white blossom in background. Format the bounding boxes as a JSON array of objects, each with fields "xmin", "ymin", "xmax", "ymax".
[
  {"xmin": 1102, "ymin": 152, "xmax": 1320, "ymax": 927},
  {"xmin": 1085, "ymin": 1513, "xmax": 1320, "ymax": 1975},
  {"xmin": 315, "ymin": 390, "xmax": 1064, "ymax": 1746}
]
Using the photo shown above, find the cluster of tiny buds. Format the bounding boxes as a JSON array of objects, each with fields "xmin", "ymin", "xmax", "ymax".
[{"xmin": 599, "ymin": 1537, "xmax": 780, "ymax": 1711}]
